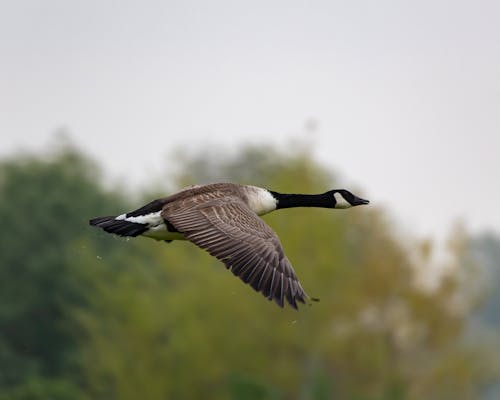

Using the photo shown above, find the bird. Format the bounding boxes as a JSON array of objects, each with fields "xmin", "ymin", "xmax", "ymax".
[{"xmin": 89, "ymin": 183, "xmax": 369, "ymax": 309}]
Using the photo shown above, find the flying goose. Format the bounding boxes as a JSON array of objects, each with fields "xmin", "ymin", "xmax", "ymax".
[{"xmin": 89, "ymin": 183, "xmax": 369, "ymax": 309}]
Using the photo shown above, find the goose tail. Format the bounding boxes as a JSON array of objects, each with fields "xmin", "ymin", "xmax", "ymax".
[{"xmin": 89, "ymin": 215, "xmax": 148, "ymax": 237}]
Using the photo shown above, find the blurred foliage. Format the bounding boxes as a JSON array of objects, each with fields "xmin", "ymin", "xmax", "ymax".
[
  {"xmin": 0, "ymin": 141, "xmax": 498, "ymax": 399},
  {"xmin": 466, "ymin": 233, "xmax": 500, "ymax": 399},
  {"xmin": 469, "ymin": 233, "xmax": 500, "ymax": 327}
]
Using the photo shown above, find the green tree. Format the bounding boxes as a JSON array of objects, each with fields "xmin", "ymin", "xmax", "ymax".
[
  {"xmin": 77, "ymin": 144, "xmax": 495, "ymax": 399},
  {"xmin": 1, "ymin": 139, "xmax": 495, "ymax": 399},
  {"xmin": 0, "ymin": 142, "xmax": 124, "ymax": 399}
]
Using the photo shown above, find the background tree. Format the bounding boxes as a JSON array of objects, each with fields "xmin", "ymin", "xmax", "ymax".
[
  {"xmin": 78, "ymin": 144, "xmax": 497, "ymax": 399},
  {"xmin": 0, "ymin": 140, "xmax": 497, "ymax": 399},
  {"xmin": 0, "ymin": 142, "xmax": 124, "ymax": 399}
]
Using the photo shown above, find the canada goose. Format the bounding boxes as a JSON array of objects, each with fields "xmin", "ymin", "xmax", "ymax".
[{"xmin": 89, "ymin": 183, "xmax": 369, "ymax": 309}]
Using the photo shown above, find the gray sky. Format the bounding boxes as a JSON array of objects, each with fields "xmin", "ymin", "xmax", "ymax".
[{"xmin": 1, "ymin": 0, "xmax": 499, "ymax": 239}]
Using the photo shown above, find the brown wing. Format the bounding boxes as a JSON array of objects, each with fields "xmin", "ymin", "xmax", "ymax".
[{"xmin": 161, "ymin": 196, "xmax": 309, "ymax": 308}]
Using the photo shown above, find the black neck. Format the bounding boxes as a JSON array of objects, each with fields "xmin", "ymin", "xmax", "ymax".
[{"xmin": 270, "ymin": 192, "xmax": 333, "ymax": 210}]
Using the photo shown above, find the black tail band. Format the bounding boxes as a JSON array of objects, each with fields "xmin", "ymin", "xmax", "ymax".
[{"xmin": 89, "ymin": 216, "xmax": 148, "ymax": 237}]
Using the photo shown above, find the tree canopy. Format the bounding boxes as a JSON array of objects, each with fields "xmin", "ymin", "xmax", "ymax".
[{"xmin": 0, "ymin": 141, "xmax": 497, "ymax": 399}]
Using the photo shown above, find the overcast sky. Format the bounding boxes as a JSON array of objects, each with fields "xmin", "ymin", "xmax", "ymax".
[{"xmin": 1, "ymin": 0, "xmax": 499, "ymax": 239}]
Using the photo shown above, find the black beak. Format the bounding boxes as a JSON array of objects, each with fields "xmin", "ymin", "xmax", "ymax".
[{"xmin": 352, "ymin": 196, "xmax": 370, "ymax": 206}]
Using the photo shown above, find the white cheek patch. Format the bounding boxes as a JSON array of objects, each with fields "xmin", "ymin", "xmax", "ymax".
[{"xmin": 334, "ymin": 192, "xmax": 351, "ymax": 209}]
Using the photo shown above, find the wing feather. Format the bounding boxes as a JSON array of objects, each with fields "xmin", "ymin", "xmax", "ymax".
[{"xmin": 162, "ymin": 195, "xmax": 309, "ymax": 308}]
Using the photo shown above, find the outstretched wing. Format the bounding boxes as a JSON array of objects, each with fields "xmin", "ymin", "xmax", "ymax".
[{"xmin": 162, "ymin": 196, "xmax": 309, "ymax": 308}]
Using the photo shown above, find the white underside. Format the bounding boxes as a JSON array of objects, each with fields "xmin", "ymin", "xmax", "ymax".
[
  {"xmin": 116, "ymin": 211, "xmax": 186, "ymax": 241},
  {"xmin": 116, "ymin": 211, "xmax": 163, "ymax": 224}
]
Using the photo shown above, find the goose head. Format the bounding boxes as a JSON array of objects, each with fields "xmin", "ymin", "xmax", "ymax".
[{"xmin": 330, "ymin": 189, "xmax": 369, "ymax": 209}]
